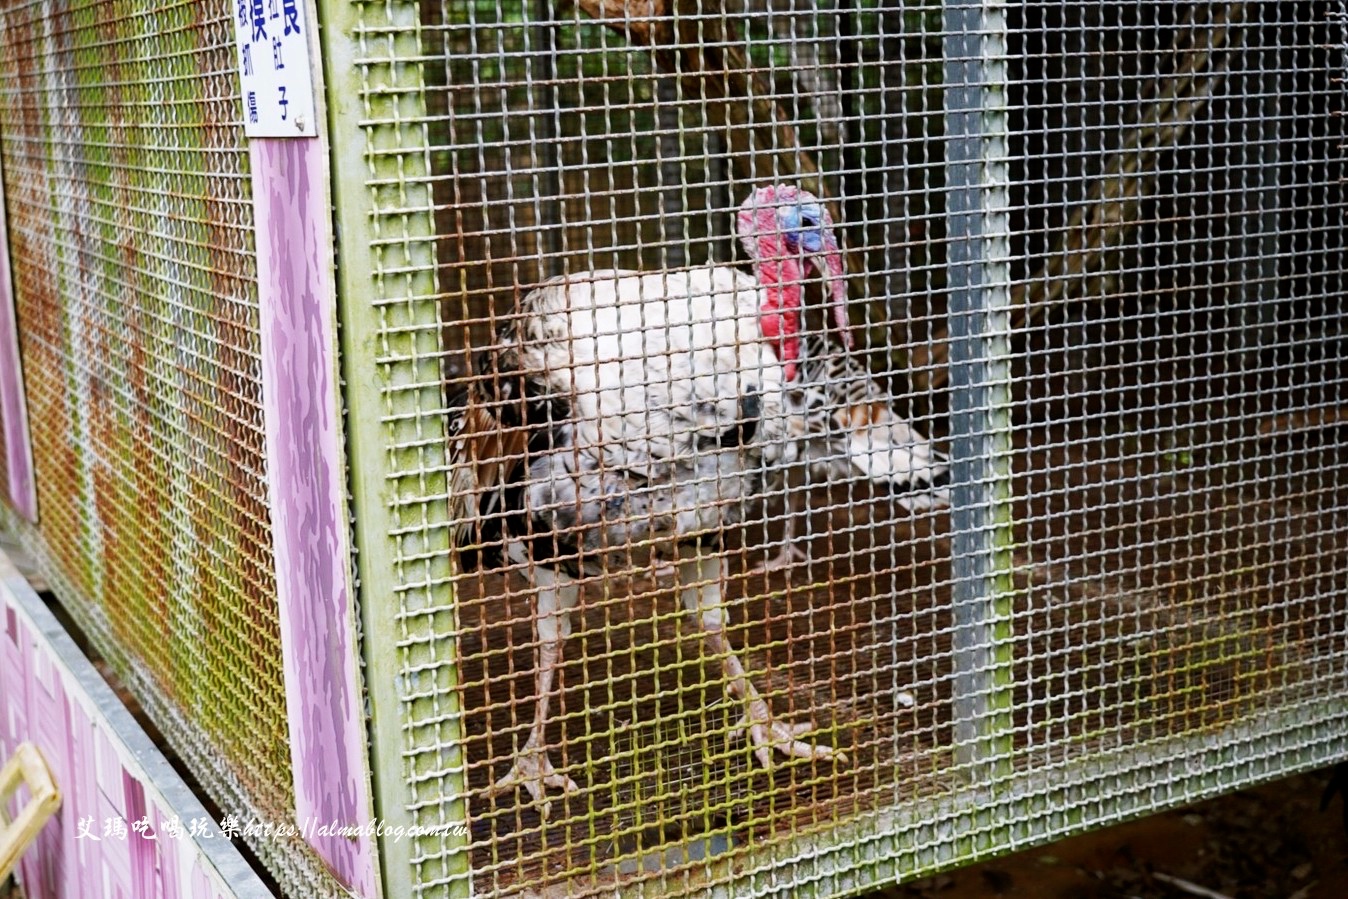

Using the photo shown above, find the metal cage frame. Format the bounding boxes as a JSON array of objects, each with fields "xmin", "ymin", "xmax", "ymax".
[{"xmin": 0, "ymin": 0, "xmax": 1343, "ymax": 897}]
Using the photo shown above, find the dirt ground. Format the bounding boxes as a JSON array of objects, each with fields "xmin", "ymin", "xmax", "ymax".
[{"xmin": 872, "ymin": 767, "xmax": 1348, "ymax": 899}]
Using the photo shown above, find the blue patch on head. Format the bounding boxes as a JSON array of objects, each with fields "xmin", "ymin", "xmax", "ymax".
[{"xmin": 779, "ymin": 202, "xmax": 825, "ymax": 253}]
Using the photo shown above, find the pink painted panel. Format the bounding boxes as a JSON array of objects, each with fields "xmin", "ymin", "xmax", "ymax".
[
  {"xmin": 97, "ymin": 790, "xmax": 135, "ymax": 896},
  {"xmin": 250, "ymin": 136, "xmax": 376, "ymax": 898},
  {"xmin": 122, "ymin": 773, "xmax": 157, "ymax": 898},
  {"xmin": 0, "ymin": 155, "xmax": 38, "ymax": 521},
  {"xmin": 0, "ymin": 575, "xmax": 270, "ymax": 899},
  {"xmin": 154, "ymin": 805, "xmax": 180, "ymax": 899},
  {"xmin": 66, "ymin": 699, "xmax": 99, "ymax": 890}
]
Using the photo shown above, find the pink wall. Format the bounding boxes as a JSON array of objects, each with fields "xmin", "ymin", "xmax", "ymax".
[
  {"xmin": 0, "ymin": 568, "xmax": 273, "ymax": 899},
  {"xmin": 251, "ymin": 137, "xmax": 377, "ymax": 897}
]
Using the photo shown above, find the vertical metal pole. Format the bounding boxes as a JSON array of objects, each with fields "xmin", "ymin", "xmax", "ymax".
[
  {"xmin": 1243, "ymin": 40, "xmax": 1281, "ymax": 369},
  {"xmin": 838, "ymin": 0, "xmax": 865, "ymax": 231},
  {"xmin": 879, "ymin": 2, "xmax": 913, "ymax": 323},
  {"xmin": 940, "ymin": 0, "xmax": 1015, "ymax": 786},
  {"xmin": 710, "ymin": 135, "xmax": 734, "ymax": 265},
  {"xmin": 319, "ymin": 0, "xmax": 471, "ymax": 895}
]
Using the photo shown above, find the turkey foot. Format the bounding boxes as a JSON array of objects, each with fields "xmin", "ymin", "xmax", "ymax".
[
  {"xmin": 488, "ymin": 745, "xmax": 579, "ymax": 818},
  {"xmin": 730, "ymin": 694, "xmax": 847, "ymax": 768},
  {"xmin": 678, "ymin": 554, "xmax": 847, "ymax": 771},
  {"xmin": 750, "ymin": 541, "xmax": 808, "ymax": 575},
  {"xmin": 488, "ymin": 563, "xmax": 582, "ymax": 817}
]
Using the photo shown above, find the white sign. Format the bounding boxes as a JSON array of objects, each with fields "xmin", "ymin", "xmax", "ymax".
[{"xmin": 231, "ymin": 0, "xmax": 318, "ymax": 137}]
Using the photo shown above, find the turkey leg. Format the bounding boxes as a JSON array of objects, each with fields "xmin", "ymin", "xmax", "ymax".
[
  {"xmin": 677, "ymin": 554, "xmax": 845, "ymax": 766},
  {"xmin": 487, "ymin": 560, "xmax": 581, "ymax": 817}
]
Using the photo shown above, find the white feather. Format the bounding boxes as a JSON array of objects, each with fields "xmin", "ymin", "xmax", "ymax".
[
  {"xmin": 843, "ymin": 415, "xmax": 951, "ymax": 510},
  {"xmin": 516, "ymin": 267, "xmax": 796, "ymax": 472}
]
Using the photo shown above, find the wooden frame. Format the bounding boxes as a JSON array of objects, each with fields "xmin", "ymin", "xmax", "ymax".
[{"xmin": 0, "ymin": 742, "xmax": 61, "ymax": 881}]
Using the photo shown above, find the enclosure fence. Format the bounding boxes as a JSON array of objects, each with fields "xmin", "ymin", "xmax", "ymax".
[
  {"xmin": 338, "ymin": 0, "xmax": 1348, "ymax": 895},
  {"xmin": 1, "ymin": 0, "xmax": 1345, "ymax": 897},
  {"xmin": 0, "ymin": 1, "xmax": 335, "ymax": 893}
]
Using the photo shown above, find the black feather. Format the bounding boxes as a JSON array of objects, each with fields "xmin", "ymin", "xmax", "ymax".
[
  {"xmin": 716, "ymin": 389, "xmax": 761, "ymax": 448},
  {"xmin": 449, "ymin": 345, "xmax": 573, "ymax": 572}
]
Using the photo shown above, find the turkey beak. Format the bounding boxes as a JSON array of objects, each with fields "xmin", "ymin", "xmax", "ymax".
[{"xmin": 808, "ymin": 231, "xmax": 855, "ymax": 351}]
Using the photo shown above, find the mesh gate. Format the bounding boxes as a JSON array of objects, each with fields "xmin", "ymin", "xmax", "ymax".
[
  {"xmin": 329, "ymin": 0, "xmax": 1348, "ymax": 895},
  {"xmin": 0, "ymin": 0, "xmax": 1342, "ymax": 896},
  {"xmin": 0, "ymin": 0, "xmax": 331, "ymax": 892}
]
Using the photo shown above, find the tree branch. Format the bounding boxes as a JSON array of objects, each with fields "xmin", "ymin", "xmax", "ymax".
[
  {"xmin": 911, "ymin": 3, "xmax": 1248, "ymax": 392},
  {"xmin": 569, "ymin": 0, "xmax": 866, "ymax": 271}
]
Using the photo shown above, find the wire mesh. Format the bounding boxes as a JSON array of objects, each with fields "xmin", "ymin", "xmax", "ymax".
[
  {"xmin": 334, "ymin": 0, "xmax": 1348, "ymax": 895},
  {"xmin": 0, "ymin": 0, "xmax": 330, "ymax": 893},
  {"xmin": 1006, "ymin": 0, "xmax": 1348, "ymax": 771},
  {"xmin": 334, "ymin": 0, "xmax": 1348, "ymax": 894}
]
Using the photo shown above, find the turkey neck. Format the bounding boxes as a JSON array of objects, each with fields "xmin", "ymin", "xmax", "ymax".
[{"xmin": 751, "ymin": 243, "xmax": 805, "ymax": 382}]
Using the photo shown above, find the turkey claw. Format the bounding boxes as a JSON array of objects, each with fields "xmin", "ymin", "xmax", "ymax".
[
  {"xmin": 488, "ymin": 750, "xmax": 578, "ymax": 817},
  {"xmin": 750, "ymin": 544, "xmax": 808, "ymax": 575},
  {"xmin": 730, "ymin": 699, "xmax": 847, "ymax": 768}
]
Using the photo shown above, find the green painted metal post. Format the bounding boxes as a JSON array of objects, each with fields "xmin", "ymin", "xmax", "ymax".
[{"xmin": 317, "ymin": 1, "xmax": 471, "ymax": 896}]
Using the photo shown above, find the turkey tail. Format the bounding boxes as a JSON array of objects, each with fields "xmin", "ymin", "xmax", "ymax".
[
  {"xmin": 446, "ymin": 345, "xmax": 535, "ymax": 570},
  {"xmin": 797, "ymin": 333, "xmax": 950, "ymax": 510},
  {"xmin": 834, "ymin": 401, "xmax": 951, "ymax": 510}
]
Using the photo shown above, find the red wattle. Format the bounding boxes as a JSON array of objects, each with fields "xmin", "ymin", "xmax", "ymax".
[
  {"xmin": 754, "ymin": 239, "xmax": 805, "ymax": 381},
  {"xmin": 758, "ymin": 304, "xmax": 802, "ymax": 381}
]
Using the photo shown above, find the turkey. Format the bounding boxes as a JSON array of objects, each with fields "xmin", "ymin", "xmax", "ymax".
[
  {"xmin": 447, "ymin": 184, "xmax": 940, "ymax": 814},
  {"xmin": 751, "ymin": 328, "xmax": 951, "ymax": 573}
]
